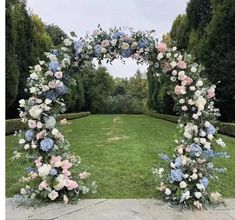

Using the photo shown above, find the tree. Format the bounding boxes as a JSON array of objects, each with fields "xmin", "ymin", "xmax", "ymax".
[{"xmin": 45, "ymin": 24, "xmax": 67, "ymax": 46}]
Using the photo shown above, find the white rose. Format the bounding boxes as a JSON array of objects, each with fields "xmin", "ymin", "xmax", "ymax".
[
  {"xmin": 166, "ymin": 52, "xmax": 171, "ymax": 58},
  {"xmin": 34, "ymin": 65, "xmax": 42, "ymax": 72},
  {"xmin": 54, "ymin": 175, "xmax": 65, "ymax": 190},
  {"xmin": 111, "ymin": 39, "xmax": 117, "ymax": 46},
  {"xmin": 48, "ymin": 190, "xmax": 59, "ymax": 201},
  {"xmin": 165, "ymin": 188, "xmax": 171, "ymax": 195},
  {"xmin": 172, "ymin": 46, "xmax": 177, "ymax": 51},
  {"xmin": 157, "ymin": 53, "xmax": 164, "ymax": 60},
  {"xmin": 64, "ymin": 39, "xmax": 72, "ymax": 46},
  {"xmin": 61, "ymin": 47, "xmax": 69, "ymax": 51},
  {"xmin": 200, "ymin": 138, "xmax": 207, "ymax": 145},
  {"xmin": 172, "ymin": 70, "xmax": 177, "ymax": 76},
  {"xmin": 182, "ymin": 106, "xmax": 188, "ymax": 111},
  {"xmin": 29, "ymin": 105, "xmax": 43, "ymax": 119},
  {"xmin": 45, "ymin": 98, "xmax": 52, "ymax": 105},
  {"xmin": 191, "ymin": 173, "xmax": 198, "ymax": 180},
  {"xmin": 196, "ymin": 183, "xmax": 204, "ymax": 191},
  {"xmin": 52, "ymin": 128, "xmax": 59, "ymax": 136},
  {"xmin": 30, "ymin": 72, "xmax": 38, "ymax": 80},
  {"xmin": 207, "ymin": 134, "xmax": 214, "ymax": 140},
  {"xmin": 19, "ymin": 99, "xmax": 26, "ymax": 107},
  {"xmin": 121, "ymin": 42, "xmax": 130, "ymax": 50},
  {"xmin": 19, "ymin": 139, "xmax": 25, "ymax": 144},
  {"xmin": 189, "ymin": 86, "xmax": 196, "ymax": 91},
  {"xmin": 195, "ymin": 96, "xmax": 206, "ymax": 111},
  {"xmin": 170, "ymin": 76, "xmax": 176, "ymax": 82},
  {"xmin": 188, "ymin": 99, "xmax": 194, "ymax": 105},
  {"xmin": 194, "ymin": 192, "xmax": 202, "ymax": 199},
  {"xmin": 179, "ymin": 98, "xmax": 185, "ymax": 104},
  {"xmin": 192, "ymin": 114, "xmax": 198, "ymax": 119},
  {"xmin": 200, "ymin": 130, "xmax": 206, "ymax": 137},
  {"xmin": 191, "ymin": 66, "xmax": 197, "ymax": 73},
  {"xmin": 101, "ymin": 48, "xmax": 107, "ymax": 53},
  {"xmin": 24, "ymin": 144, "xmax": 30, "ymax": 150},
  {"xmin": 38, "ymin": 164, "xmax": 52, "ymax": 178},
  {"xmin": 180, "ymin": 181, "xmax": 187, "ymax": 189},
  {"xmin": 45, "ymin": 116, "xmax": 56, "ymax": 129},
  {"xmin": 204, "ymin": 121, "xmax": 211, "ymax": 127},
  {"xmin": 49, "ymin": 54, "xmax": 57, "ymax": 61},
  {"xmin": 196, "ymin": 80, "xmax": 203, "ymax": 87},
  {"xmin": 30, "ymin": 87, "xmax": 37, "ymax": 94}
]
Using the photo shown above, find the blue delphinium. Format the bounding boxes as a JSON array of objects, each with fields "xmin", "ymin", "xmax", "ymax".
[
  {"xmin": 25, "ymin": 130, "xmax": 34, "ymax": 141},
  {"xmin": 200, "ymin": 177, "xmax": 209, "ymax": 188},
  {"xmin": 139, "ymin": 39, "xmax": 149, "ymax": 48},
  {"xmin": 189, "ymin": 143, "xmax": 202, "ymax": 157},
  {"xmin": 171, "ymin": 169, "xmax": 183, "ymax": 182},
  {"xmin": 121, "ymin": 48, "xmax": 132, "ymax": 58},
  {"xmin": 112, "ymin": 31, "xmax": 125, "ymax": 39},
  {"xmin": 74, "ymin": 40, "xmax": 84, "ymax": 54},
  {"xmin": 40, "ymin": 138, "xmax": 54, "ymax": 152},
  {"xmin": 44, "ymin": 90, "xmax": 57, "ymax": 101},
  {"xmin": 175, "ymin": 157, "xmax": 182, "ymax": 168},
  {"xmin": 206, "ymin": 125, "xmax": 216, "ymax": 135},
  {"xmin": 55, "ymin": 85, "xmax": 68, "ymax": 96},
  {"xmin": 50, "ymin": 168, "xmax": 57, "ymax": 176},
  {"xmin": 49, "ymin": 61, "xmax": 59, "ymax": 72},
  {"xmin": 94, "ymin": 44, "xmax": 102, "ymax": 57}
]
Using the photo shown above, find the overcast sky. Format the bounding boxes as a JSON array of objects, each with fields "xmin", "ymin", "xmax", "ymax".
[{"xmin": 27, "ymin": 0, "xmax": 188, "ymax": 78}]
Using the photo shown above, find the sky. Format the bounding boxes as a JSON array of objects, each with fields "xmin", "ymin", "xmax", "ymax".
[{"xmin": 27, "ymin": 0, "xmax": 188, "ymax": 78}]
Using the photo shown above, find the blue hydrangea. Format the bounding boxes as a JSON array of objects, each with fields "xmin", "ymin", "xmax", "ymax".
[
  {"xmin": 200, "ymin": 177, "xmax": 209, "ymax": 188},
  {"xmin": 55, "ymin": 85, "xmax": 68, "ymax": 96},
  {"xmin": 175, "ymin": 157, "xmax": 182, "ymax": 167},
  {"xmin": 138, "ymin": 39, "xmax": 149, "ymax": 48},
  {"xmin": 49, "ymin": 61, "xmax": 59, "ymax": 72},
  {"xmin": 112, "ymin": 31, "xmax": 125, "ymax": 39},
  {"xmin": 121, "ymin": 48, "xmax": 132, "ymax": 58},
  {"xmin": 189, "ymin": 143, "xmax": 202, "ymax": 157},
  {"xmin": 51, "ymin": 49, "xmax": 59, "ymax": 56},
  {"xmin": 50, "ymin": 168, "xmax": 57, "ymax": 176},
  {"xmin": 94, "ymin": 44, "xmax": 102, "ymax": 57},
  {"xmin": 206, "ymin": 125, "xmax": 216, "ymax": 135},
  {"xmin": 44, "ymin": 90, "xmax": 57, "ymax": 101},
  {"xmin": 40, "ymin": 138, "xmax": 54, "ymax": 152},
  {"xmin": 171, "ymin": 169, "xmax": 183, "ymax": 182},
  {"xmin": 25, "ymin": 130, "xmax": 34, "ymax": 141},
  {"xmin": 159, "ymin": 153, "xmax": 170, "ymax": 161},
  {"xmin": 74, "ymin": 40, "xmax": 84, "ymax": 54},
  {"xmin": 203, "ymin": 149, "xmax": 214, "ymax": 158}
]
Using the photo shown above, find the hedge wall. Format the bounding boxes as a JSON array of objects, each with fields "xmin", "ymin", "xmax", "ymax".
[
  {"xmin": 5, "ymin": 112, "xmax": 91, "ymax": 135},
  {"xmin": 145, "ymin": 111, "xmax": 235, "ymax": 137}
]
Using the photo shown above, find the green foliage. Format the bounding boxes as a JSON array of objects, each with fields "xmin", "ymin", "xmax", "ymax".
[{"xmin": 45, "ymin": 24, "xmax": 67, "ymax": 46}]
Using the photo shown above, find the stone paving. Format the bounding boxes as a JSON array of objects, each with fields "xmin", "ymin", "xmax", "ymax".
[{"xmin": 6, "ymin": 198, "xmax": 235, "ymax": 220}]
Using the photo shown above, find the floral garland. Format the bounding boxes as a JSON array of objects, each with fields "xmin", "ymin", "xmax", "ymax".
[{"xmin": 15, "ymin": 26, "xmax": 228, "ymax": 209}]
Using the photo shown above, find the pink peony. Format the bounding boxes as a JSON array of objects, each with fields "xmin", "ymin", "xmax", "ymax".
[
  {"xmin": 61, "ymin": 160, "xmax": 72, "ymax": 170},
  {"xmin": 39, "ymin": 180, "xmax": 48, "ymax": 191},
  {"xmin": 182, "ymin": 77, "xmax": 193, "ymax": 86},
  {"xmin": 28, "ymin": 120, "xmax": 37, "ymax": 129},
  {"xmin": 65, "ymin": 179, "xmax": 78, "ymax": 190},
  {"xmin": 177, "ymin": 60, "xmax": 187, "ymax": 69},
  {"xmin": 54, "ymin": 71, "xmax": 63, "ymax": 79},
  {"xmin": 174, "ymin": 85, "xmax": 186, "ymax": 96},
  {"xmin": 156, "ymin": 43, "xmax": 167, "ymax": 53},
  {"xmin": 62, "ymin": 169, "xmax": 71, "ymax": 177},
  {"xmin": 50, "ymin": 156, "xmax": 62, "ymax": 167}
]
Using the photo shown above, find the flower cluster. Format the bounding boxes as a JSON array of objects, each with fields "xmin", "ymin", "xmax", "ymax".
[{"xmin": 16, "ymin": 38, "xmax": 96, "ymax": 204}]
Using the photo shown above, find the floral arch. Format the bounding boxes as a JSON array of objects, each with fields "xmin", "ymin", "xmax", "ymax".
[{"xmin": 16, "ymin": 26, "xmax": 228, "ymax": 209}]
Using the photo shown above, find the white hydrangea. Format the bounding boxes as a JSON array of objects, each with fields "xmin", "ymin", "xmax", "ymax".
[
  {"xmin": 195, "ymin": 96, "xmax": 207, "ymax": 111},
  {"xmin": 64, "ymin": 39, "xmax": 72, "ymax": 46},
  {"xmin": 29, "ymin": 105, "xmax": 43, "ymax": 119},
  {"xmin": 38, "ymin": 164, "xmax": 52, "ymax": 178},
  {"xmin": 184, "ymin": 123, "xmax": 198, "ymax": 139},
  {"xmin": 54, "ymin": 174, "xmax": 65, "ymax": 190},
  {"xmin": 30, "ymin": 72, "xmax": 38, "ymax": 80}
]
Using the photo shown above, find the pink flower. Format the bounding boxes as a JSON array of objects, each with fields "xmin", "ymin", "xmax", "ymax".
[
  {"xmin": 101, "ymin": 39, "xmax": 110, "ymax": 48},
  {"xmin": 207, "ymin": 89, "xmax": 215, "ymax": 99},
  {"xmin": 28, "ymin": 120, "xmax": 37, "ymax": 129},
  {"xmin": 182, "ymin": 77, "xmax": 193, "ymax": 86},
  {"xmin": 50, "ymin": 156, "xmax": 62, "ymax": 167},
  {"xmin": 34, "ymin": 156, "xmax": 42, "ymax": 167},
  {"xmin": 36, "ymin": 130, "xmax": 46, "ymax": 140},
  {"xmin": 156, "ymin": 43, "xmax": 167, "ymax": 53},
  {"xmin": 39, "ymin": 180, "xmax": 48, "ymax": 191},
  {"xmin": 61, "ymin": 160, "xmax": 72, "ymax": 170},
  {"xmin": 54, "ymin": 71, "xmax": 63, "ymax": 79},
  {"xmin": 177, "ymin": 60, "xmax": 187, "ymax": 69},
  {"xmin": 42, "ymin": 85, "xmax": 50, "ymax": 91},
  {"xmin": 79, "ymin": 171, "xmax": 90, "ymax": 180},
  {"xmin": 48, "ymin": 81, "xmax": 56, "ymax": 89},
  {"xmin": 65, "ymin": 179, "xmax": 78, "ymax": 190},
  {"xmin": 174, "ymin": 85, "xmax": 186, "ymax": 96},
  {"xmin": 19, "ymin": 111, "xmax": 27, "ymax": 118},
  {"xmin": 37, "ymin": 121, "xmax": 43, "ymax": 129},
  {"xmin": 62, "ymin": 169, "xmax": 71, "ymax": 176}
]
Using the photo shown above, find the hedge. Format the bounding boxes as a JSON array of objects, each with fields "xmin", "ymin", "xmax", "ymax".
[
  {"xmin": 145, "ymin": 111, "xmax": 235, "ymax": 137},
  {"xmin": 5, "ymin": 112, "xmax": 91, "ymax": 135}
]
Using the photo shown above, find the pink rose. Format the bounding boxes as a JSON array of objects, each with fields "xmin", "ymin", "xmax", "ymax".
[
  {"xmin": 177, "ymin": 60, "xmax": 187, "ymax": 69},
  {"xmin": 50, "ymin": 156, "xmax": 62, "ymax": 167},
  {"xmin": 61, "ymin": 160, "xmax": 72, "ymax": 170},
  {"xmin": 42, "ymin": 85, "xmax": 50, "ymax": 91},
  {"xmin": 156, "ymin": 43, "xmax": 167, "ymax": 53},
  {"xmin": 65, "ymin": 179, "xmax": 78, "ymax": 190},
  {"xmin": 37, "ymin": 121, "xmax": 43, "ymax": 129},
  {"xmin": 54, "ymin": 71, "xmax": 63, "ymax": 79},
  {"xmin": 28, "ymin": 120, "xmax": 37, "ymax": 129},
  {"xmin": 36, "ymin": 130, "xmax": 46, "ymax": 140},
  {"xmin": 48, "ymin": 81, "xmax": 56, "ymax": 89},
  {"xmin": 182, "ymin": 77, "xmax": 193, "ymax": 86},
  {"xmin": 62, "ymin": 169, "xmax": 71, "ymax": 176},
  {"xmin": 34, "ymin": 157, "xmax": 42, "ymax": 167},
  {"xmin": 39, "ymin": 180, "xmax": 48, "ymax": 191},
  {"xmin": 207, "ymin": 89, "xmax": 215, "ymax": 99},
  {"xmin": 101, "ymin": 39, "xmax": 110, "ymax": 48},
  {"xmin": 174, "ymin": 85, "xmax": 186, "ymax": 96}
]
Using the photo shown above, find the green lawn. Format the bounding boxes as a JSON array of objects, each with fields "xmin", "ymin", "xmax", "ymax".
[{"xmin": 6, "ymin": 114, "xmax": 235, "ymax": 198}]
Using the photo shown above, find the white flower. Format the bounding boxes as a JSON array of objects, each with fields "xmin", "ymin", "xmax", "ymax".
[
  {"xmin": 172, "ymin": 70, "xmax": 177, "ymax": 76},
  {"xmin": 48, "ymin": 190, "xmax": 59, "ymax": 201},
  {"xmin": 183, "ymin": 174, "xmax": 189, "ymax": 179},
  {"xmin": 216, "ymin": 138, "xmax": 226, "ymax": 147},
  {"xmin": 111, "ymin": 39, "xmax": 117, "ymax": 46},
  {"xmin": 183, "ymin": 123, "xmax": 198, "ymax": 139},
  {"xmin": 172, "ymin": 46, "xmax": 177, "ymax": 51},
  {"xmin": 24, "ymin": 144, "xmax": 30, "ymax": 150},
  {"xmin": 196, "ymin": 80, "xmax": 203, "ymax": 87},
  {"xmin": 19, "ymin": 139, "xmax": 25, "ymax": 144},
  {"xmin": 182, "ymin": 105, "xmax": 188, "ymax": 111},
  {"xmin": 194, "ymin": 192, "xmax": 202, "ymax": 199},
  {"xmin": 121, "ymin": 42, "xmax": 130, "ymax": 50},
  {"xmin": 52, "ymin": 128, "xmax": 59, "ymax": 136},
  {"xmin": 191, "ymin": 173, "xmax": 198, "ymax": 180},
  {"xmin": 64, "ymin": 39, "xmax": 72, "ymax": 46},
  {"xmin": 48, "ymin": 54, "xmax": 57, "ymax": 61},
  {"xmin": 165, "ymin": 188, "xmax": 171, "ymax": 195},
  {"xmin": 20, "ymin": 188, "xmax": 27, "ymax": 195},
  {"xmin": 61, "ymin": 47, "xmax": 69, "ymax": 51},
  {"xmin": 38, "ymin": 164, "xmax": 52, "ymax": 178},
  {"xmin": 45, "ymin": 98, "xmax": 52, "ymax": 105},
  {"xmin": 189, "ymin": 86, "xmax": 196, "ymax": 91},
  {"xmin": 30, "ymin": 72, "xmax": 38, "ymax": 80},
  {"xmin": 29, "ymin": 105, "xmax": 43, "ymax": 119},
  {"xmin": 188, "ymin": 99, "xmax": 194, "ymax": 105},
  {"xmin": 39, "ymin": 61, "xmax": 45, "ymax": 65},
  {"xmin": 192, "ymin": 114, "xmax": 198, "ymax": 119},
  {"xmin": 30, "ymin": 87, "xmax": 37, "ymax": 94},
  {"xmin": 200, "ymin": 130, "xmax": 206, "ymax": 137},
  {"xmin": 157, "ymin": 53, "xmax": 164, "ymax": 60},
  {"xmin": 180, "ymin": 190, "xmax": 190, "ymax": 202},
  {"xmin": 207, "ymin": 134, "xmax": 214, "ymax": 140},
  {"xmin": 101, "ymin": 48, "xmax": 107, "ymax": 53},
  {"xmin": 19, "ymin": 99, "xmax": 26, "ymax": 107},
  {"xmin": 170, "ymin": 61, "xmax": 177, "ymax": 68},
  {"xmin": 194, "ymin": 201, "xmax": 203, "ymax": 209},
  {"xmin": 200, "ymin": 138, "xmax": 207, "ymax": 145},
  {"xmin": 195, "ymin": 96, "xmax": 206, "ymax": 111},
  {"xmin": 191, "ymin": 66, "xmax": 197, "ymax": 73},
  {"xmin": 54, "ymin": 175, "xmax": 65, "ymax": 190},
  {"xmin": 34, "ymin": 65, "xmax": 42, "ymax": 72},
  {"xmin": 170, "ymin": 76, "xmax": 176, "ymax": 82},
  {"xmin": 45, "ymin": 116, "xmax": 56, "ymax": 129},
  {"xmin": 196, "ymin": 183, "xmax": 205, "ymax": 191},
  {"xmin": 179, "ymin": 181, "xmax": 187, "ymax": 189},
  {"xmin": 166, "ymin": 52, "xmax": 171, "ymax": 58},
  {"xmin": 63, "ymin": 195, "xmax": 69, "ymax": 204},
  {"xmin": 179, "ymin": 98, "xmax": 185, "ymax": 104},
  {"xmin": 204, "ymin": 121, "xmax": 211, "ymax": 127}
]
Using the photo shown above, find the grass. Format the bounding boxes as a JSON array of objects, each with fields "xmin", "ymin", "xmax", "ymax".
[{"xmin": 6, "ymin": 114, "xmax": 235, "ymax": 198}]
